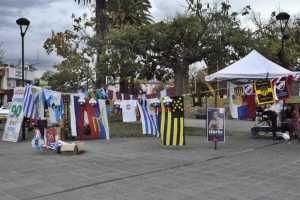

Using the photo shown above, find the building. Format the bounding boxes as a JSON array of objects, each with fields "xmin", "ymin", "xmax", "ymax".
[{"xmin": 0, "ymin": 64, "xmax": 45, "ymax": 105}]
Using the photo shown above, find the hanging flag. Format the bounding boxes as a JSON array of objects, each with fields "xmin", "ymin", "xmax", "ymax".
[
  {"xmin": 137, "ymin": 99, "xmax": 159, "ymax": 137},
  {"xmin": 23, "ymin": 85, "xmax": 39, "ymax": 119},
  {"xmin": 160, "ymin": 96, "xmax": 185, "ymax": 146},
  {"xmin": 98, "ymin": 99, "xmax": 110, "ymax": 140},
  {"xmin": 70, "ymin": 94, "xmax": 78, "ymax": 137},
  {"xmin": 62, "ymin": 94, "xmax": 71, "ymax": 140}
]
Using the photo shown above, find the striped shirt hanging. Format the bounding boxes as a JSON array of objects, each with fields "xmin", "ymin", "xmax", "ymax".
[
  {"xmin": 138, "ymin": 99, "xmax": 159, "ymax": 137},
  {"xmin": 23, "ymin": 85, "xmax": 39, "ymax": 119}
]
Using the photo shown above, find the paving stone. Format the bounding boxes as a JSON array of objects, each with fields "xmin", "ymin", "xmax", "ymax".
[{"xmin": 1, "ymin": 136, "xmax": 300, "ymax": 200}]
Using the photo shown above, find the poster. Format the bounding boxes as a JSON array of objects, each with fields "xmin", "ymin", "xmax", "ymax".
[
  {"xmin": 2, "ymin": 87, "xmax": 25, "ymax": 142},
  {"xmin": 44, "ymin": 127, "xmax": 60, "ymax": 150},
  {"xmin": 254, "ymin": 80, "xmax": 275, "ymax": 105},
  {"xmin": 243, "ymin": 84, "xmax": 254, "ymax": 96},
  {"xmin": 207, "ymin": 108, "xmax": 225, "ymax": 142},
  {"xmin": 274, "ymin": 77, "xmax": 289, "ymax": 100}
]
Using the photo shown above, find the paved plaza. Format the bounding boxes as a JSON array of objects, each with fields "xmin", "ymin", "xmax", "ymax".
[{"xmin": 1, "ymin": 134, "xmax": 300, "ymax": 200}]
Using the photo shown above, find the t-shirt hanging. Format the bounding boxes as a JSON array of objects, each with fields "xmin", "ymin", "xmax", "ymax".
[
  {"xmin": 43, "ymin": 89, "xmax": 63, "ymax": 125},
  {"xmin": 121, "ymin": 100, "xmax": 137, "ymax": 122}
]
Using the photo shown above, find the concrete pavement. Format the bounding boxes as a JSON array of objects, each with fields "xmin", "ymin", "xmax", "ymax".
[
  {"xmin": 1, "ymin": 134, "xmax": 300, "ymax": 200},
  {"xmin": 185, "ymin": 119, "xmax": 255, "ymax": 133}
]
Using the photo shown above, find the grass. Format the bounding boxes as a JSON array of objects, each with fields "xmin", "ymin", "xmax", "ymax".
[
  {"xmin": 0, "ymin": 116, "xmax": 207, "ymax": 140},
  {"xmin": 109, "ymin": 115, "xmax": 206, "ymax": 138}
]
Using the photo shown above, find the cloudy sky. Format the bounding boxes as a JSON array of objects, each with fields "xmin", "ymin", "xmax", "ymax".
[{"xmin": 0, "ymin": 0, "xmax": 299, "ymax": 70}]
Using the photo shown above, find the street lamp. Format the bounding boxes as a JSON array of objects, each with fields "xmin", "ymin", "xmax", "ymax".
[
  {"xmin": 276, "ymin": 12, "xmax": 290, "ymax": 67},
  {"xmin": 16, "ymin": 17, "xmax": 30, "ymax": 141},
  {"xmin": 16, "ymin": 17, "xmax": 30, "ymax": 86}
]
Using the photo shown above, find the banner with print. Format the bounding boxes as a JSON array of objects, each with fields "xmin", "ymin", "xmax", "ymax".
[
  {"xmin": 243, "ymin": 84, "xmax": 254, "ymax": 95},
  {"xmin": 274, "ymin": 77, "xmax": 289, "ymax": 100},
  {"xmin": 207, "ymin": 108, "xmax": 225, "ymax": 142},
  {"xmin": 254, "ymin": 80, "xmax": 275, "ymax": 105},
  {"xmin": 2, "ymin": 87, "xmax": 25, "ymax": 142},
  {"xmin": 44, "ymin": 127, "xmax": 60, "ymax": 150}
]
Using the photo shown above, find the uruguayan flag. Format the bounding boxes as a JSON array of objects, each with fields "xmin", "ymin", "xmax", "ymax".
[
  {"xmin": 23, "ymin": 85, "xmax": 39, "ymax": 119},
  {"xmin": 138, "ymin": 99, "xmax": 159, "ymax": 137}
]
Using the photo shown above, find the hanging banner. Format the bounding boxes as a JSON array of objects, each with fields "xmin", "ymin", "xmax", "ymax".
[
  {"xmin": 234, "ymin": 86, "xmax": 244, "ymax": 96},
  {"xmin": 207, "ymin": 108, "xmax": 225, "ymax": 142},
  {"xmin": 243, "ymin": 84, "xmax": 254, "ymax": 96},
  {"xmin": 2, "ymin": 87, "xmax": 25, "ymax": 142},
  {"xmin": 254, "ymin": 80, "xmax": 275, "ymax": 105},
  {"xmin": 62, "ymin": 94, "xmax": 70, "ymax": 140},
  {"xmin": 160, "ymin": 96, "xmax": 185, "ymax": 146},
  {"xmin": 274, "ymin": 77, "xmax": 289, "ymax": 100}
]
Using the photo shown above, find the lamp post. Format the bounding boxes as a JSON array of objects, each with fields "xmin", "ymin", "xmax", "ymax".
[
  {"xmin": 16, "ymin": 17, "xmax": 30, "ymax": 141},
  {"xmin": 16, "ymin": 18, "xmax": 30, "ymax": 86},
  {"xmin": 276, "ymin": 12, "xmax": 290, "ymax": 67}
]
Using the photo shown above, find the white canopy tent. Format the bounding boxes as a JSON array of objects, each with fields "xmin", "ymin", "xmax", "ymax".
[{"xmin": 205, "ymin": 50, "xmax": 295, "ymax": 81}]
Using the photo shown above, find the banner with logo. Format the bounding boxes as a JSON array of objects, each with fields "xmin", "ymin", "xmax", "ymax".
[
  {"xmin": 243, "ymin": 84, "xmax": 254, "ymax": 96},
  {"xmin": 207, "ymin": 108, "xmax": 225, "ymax": 142},
  {"xmin": 254, "ymin": 80, "xmax": 275, "ymax": 105},
  {"xmin": 273, "ymin": 77, "xmax": 289, "ymax": 100},
  {"xmin": 2, "ymin": 87, "xmax": 25, "ymax": 142}
]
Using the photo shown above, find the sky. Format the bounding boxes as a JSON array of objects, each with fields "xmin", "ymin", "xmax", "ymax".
[{"xmin": 0, "ymin": 0, "xmax": 299, "ymax": 70}]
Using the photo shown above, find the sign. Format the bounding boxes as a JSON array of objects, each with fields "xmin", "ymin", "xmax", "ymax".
[
  {"xmin": 207, "ymin": 108, "xmax": 225, "ymax": 142},
  {"xmin": 234, "ymin": 86, "xmax": 244, "ymax": 96},
  {"xmin": 243, "ymin": 84, "xmax": 253, "ymax": 95},
  {"xmin": 274, "ymin": 77, "xmax": 289, "ymax": 100},
  {"xmin": 254, "ymin": 80, "xmax": 275, "ymax": 105},
  {"xmin": 2, "ymin": 87, "xmax": 25, "ymax": 142},
  {"xmin": 45, "ymin": 127, "xmax": 60, "ymax": 150}
]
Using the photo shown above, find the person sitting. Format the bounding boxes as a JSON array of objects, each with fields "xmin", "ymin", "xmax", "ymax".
[{"xmin": 287, "ymin": 105, "xmax": 300, "ymax": 140}]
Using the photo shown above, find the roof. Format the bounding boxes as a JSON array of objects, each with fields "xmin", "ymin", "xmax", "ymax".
[{"xmin": 205, "ymin": 50, "xmax": 294, "ymax": 81}]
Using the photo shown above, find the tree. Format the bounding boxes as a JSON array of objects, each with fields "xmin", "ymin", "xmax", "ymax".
[
  {"xmin": 44, "ymin": 15, "xmax": 95, "ymax": 91},
  {"xmin": 138, "ymin": 2, "xmax": 251, "ymax": 96},
  {"xmin": 250, "ymin": 12, "xmax": 300, "ymax": 69},
  {"xmin": 74, "ymin": 0, "xmax": 152, "ymax": 87}
]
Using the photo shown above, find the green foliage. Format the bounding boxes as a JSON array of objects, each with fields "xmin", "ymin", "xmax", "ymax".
[
  {"xmin": 107, "ymin": 0, "xmax": 152, "ymax": 28},
  {"xmin": 45, "ymin": 0, "xmax": 300, "ymax": 96},
  {"xmin": 104, "ymin": 1, "xmax": 253, "ymax": 95},
  {"xmin": 43, "ymin": 14, "xmax": 94, "ymax": 91},
  {"xmin": 250, "ymin": 13, "xmax": 300, "ymax": 68}
]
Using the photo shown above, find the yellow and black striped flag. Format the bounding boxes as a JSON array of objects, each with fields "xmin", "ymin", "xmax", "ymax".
[{"xmin": 160, "ymin": 96, "xmax": 185, "ymax": 146}]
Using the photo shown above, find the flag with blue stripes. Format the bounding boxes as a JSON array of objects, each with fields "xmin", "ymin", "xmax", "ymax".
[
  {"xmin": 138, "ymin": 99, "xmax": 159, "ymax": 137},
  {"xmin": 23, "ymin": 85, "xmax": 39, "ymax": 119}
]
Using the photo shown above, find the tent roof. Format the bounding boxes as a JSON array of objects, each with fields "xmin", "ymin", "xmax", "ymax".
[{"xmin": 205, "ymin": 50, "xmax": 295, "ymax": 81}]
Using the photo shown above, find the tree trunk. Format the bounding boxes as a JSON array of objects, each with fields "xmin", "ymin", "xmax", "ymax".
[
  {"xmin": 95, "ymin": 0, "xmax": 107, "ymax": 88},
  {"xmin": 174, "ymin": 67, "xmax": 185, "ymax": 96},
  {"xmin": 119, "ymin": 78, "xmax": 129, "ymax": 94}
]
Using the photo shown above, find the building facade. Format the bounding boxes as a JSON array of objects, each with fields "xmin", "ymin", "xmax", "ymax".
[{"xmin": 0, "ymin": 64, "xmax": 45, "ymax": 106}]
